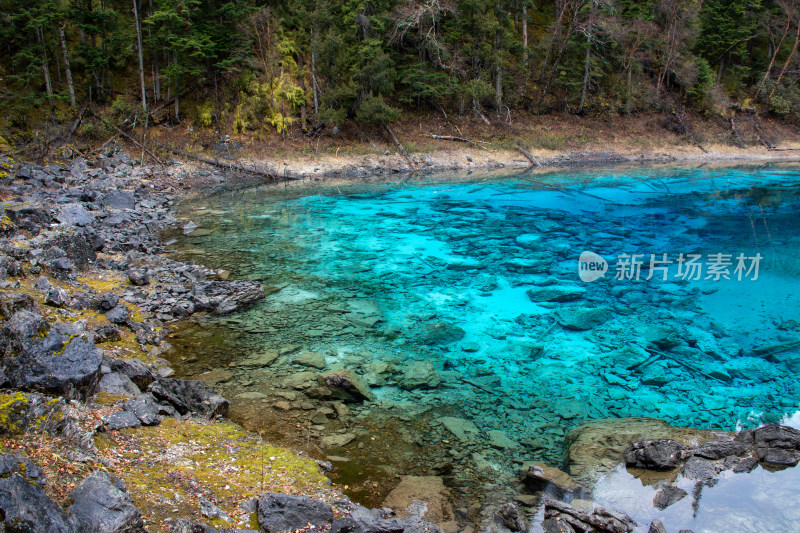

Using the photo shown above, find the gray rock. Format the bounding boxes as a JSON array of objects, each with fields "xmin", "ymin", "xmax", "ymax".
[
  {"xmin": 330, "ymin": 504, "xmax": 406, "ymax": 533},
  {"xmin": 648, "ymin": 520, "xmax": 668, "ymax": 533},
  {"xmin": 102, "ymin": 410, "xmax": 142, "ymax": 431},
  {"xmin": 126, "ymin": 268, "xmax": 149, "ymax": 286},
  {"xmin": 624, "ymin": 439, "xmax": 686, "ymax": 470},
  {"xmin": 0, "ymin": 313, "xmax": 102, "ymax": 400},
  {"xmin": 101, "ymin": 190, "xmax": 136, "ymax": 210},
  {"xmin": 148, "ymin": 378, "xmax": 229, "ymax": 418},
  {"xmin": 97, "ymin": 372, "xmax": 141, "ymax": 397},
  {"xmin": 257, "ymin": 493, "xmax": 333, "ymax": 533},
  {"xmin": 0, "ymin": 292, "xmax": 36, "ymax": 320},
  {"xmin": 0, "ymin": 472, "xmax": 76, "ymax": 532},
  {"xmin": 294, "ymin": 351, "xmax": 326, "ymax": 370},
  {"xmin": 68, "ymin": 470, "xmax": 145, "ymax": 532},
  {"xmin": 653, "ymin": 485, "xmax": 687, "ymax": 510},
  {"xmin": 123, "ymin": 393, "xmax": 162, "ymax": 426},
  {"xmin": 105, "ymin": 304, "xmax": 131, "ymax": 325},
  {"xmin": 109, "ymin": 358, "xmax": 157, "ymax": 389},
  {"xmin": 45, "ymin": 287, "xmax": 71, "ymax": 307},
  {"xmin": 0, "ymin": 454, "xmax": 47, "ymax": 488},
  {"xmin": 57, "ymin": 204, "xmax": 95, "ymax": 226}
]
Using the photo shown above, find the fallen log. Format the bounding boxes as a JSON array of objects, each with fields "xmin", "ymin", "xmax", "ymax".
[
  {"xmin": 730, "ymin": 117, "xmax": 745, "ymax": 149},
  {"xmin": 155, "ymin": 142, "xmax": 296, "ymax": 180},
  {"xmin": 116, "ymin": 128, "xmax": 164, "ymax": 167},
  {"xmin": 384, "ymin": 124, "xmax": 416, "ymax": 171},
  {"xmin": 515, "ymin": 145, "xmax": 542, "ymax": 167}
]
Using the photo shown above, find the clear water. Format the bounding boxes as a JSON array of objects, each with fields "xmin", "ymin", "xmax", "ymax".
[{"xmin": 166, "ymin": 165, "xmax": 800, "ymax": 526}]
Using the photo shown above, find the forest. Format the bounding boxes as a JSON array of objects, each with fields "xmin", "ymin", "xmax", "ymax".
[{"xmin": 0, "ymin": 0, "xmax": 798, "ymax": 144}]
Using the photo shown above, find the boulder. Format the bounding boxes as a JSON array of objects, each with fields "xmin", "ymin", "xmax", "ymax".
[
  {"xmin": 738, "ymin": 424, "xmax": 800, "ymax": 468},
  {"xmin": 330, "ymin": 504, "xmax": 406, "ymax": 533},
  {"xmin": 97, "ymin": 372, "xmax": 141, "ymax": 397},
  {"xmin": 623, "ymin": 439, "xmax": 687, "ymax": 470},
  {"xmin": 102, "ymin": 410, "xmax": 142, "ymax": 431},
  {"xmin": 0, "ymin": 454, "xmax": 47, "ymax": 487},
  {"xmin": 68, "ymin": 471, "xmax": 145, "ymax": 533},
  {"xmin": 320, "ymin": 370, "xmax": 375, "ymax": 402},
  {"xmin": 0, "ymin": 392, "xmax": 64, "ymax": 436},
  {"xmin": 123, "ymin": 393, "xmax": 162, "ymax": 426},
  {"xmin": 257, "ymin": 493, "xmax": 333, "ymax": 533},
  {"xmin": 0, "ymin": 472, "xmax": 76, "ymax": 532},
  {"xmin": 105, "ymin": 304, "xmax": 131, "ymax": 325},
  {"xmin": 101, "ymin": 190, "xmax": 136, "ymax": 210},
  {"xmin": 0, "ymin": 313, "xmax": 102, "ymax": 400},
  {"xmin": 56, "ymin": 204, "xmax": 95, "ymax": 227},
  {"xmin": 148, "ymin": 378, "xmax": 229, "ymax": 418},
  {"xmin": 109, "ymin": 358, "xmax": 157, "ymax": 389},
  {"xmin": 46, "ymin": 232, "xmax": 96, "ymax": 270}
]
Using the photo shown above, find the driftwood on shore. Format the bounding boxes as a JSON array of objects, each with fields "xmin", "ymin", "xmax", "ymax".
[
  {"xmin": 155, "ymin": 142, "xmax": 298, "ymax": 180},
  {"xmin": 116, "ymin": 128, "xmax": 165, "ymax": 167}
]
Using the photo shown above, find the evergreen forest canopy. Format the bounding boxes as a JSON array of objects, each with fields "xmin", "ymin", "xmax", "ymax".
[{"xmin": 1, "ymin": 0, "xmax": 799, "ymax": 139}]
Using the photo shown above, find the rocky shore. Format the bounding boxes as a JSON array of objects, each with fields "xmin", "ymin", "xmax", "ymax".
[{"xmin": 0, "ymin": 150, "xmax": 799, "ymax": 532}]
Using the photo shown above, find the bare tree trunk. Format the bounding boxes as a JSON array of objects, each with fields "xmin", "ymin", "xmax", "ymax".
[
  {"xmin": 311, "ymin": 28, "xmax": 320, "ymax": 117},
  {"xmin": 173, "ymin": 50, "xmax": 180, "ymax": 121},
  {"xmin": 578, "ymin": 30, "xmax": 591, "ymax": 113},
  {"xmin": 769, "ymin": 17, "xmax": 800, "ymax": 104},
  {"xmin": 133, "ymin": 0, "xmax": 147, "ymax": 114},
  {"xmin": 37, "ymin": 28, "xmax": 54, "ymax": 110},
  {"xmin": 522, "ymin": 3, "xmax": 528, "ymax": 65},
  {"xmin": 58, "ymin": 25, "xmax": 76, "ymax": 108},
  {"xmin": 758, "ymin": 0, "xmax": 794, "ymax": 96},
  {"xmin": 298, "ymin": 53, "xmax": 307, "ymax": 130}
]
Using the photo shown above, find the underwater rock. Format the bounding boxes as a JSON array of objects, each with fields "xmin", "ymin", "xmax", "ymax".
[
  {"xmin": 400, "ymin": 361, "xmax": 441, "ymax": 389},
  {"xmin": 438, "ymin": 416, "xmax": 480, "ymax": 443},
  {"xmin": 525, "ymin": 464, "xmax": 583, "ymax": 497},
  {"xmin": 555, "ymin": 307, "xmax": 613, "ymax": 331},
  {"xmin": 418, "ymin": 321, "xmax": 465, "ymax": 345},
  {"xmin": 321, "ymin": 370, "xmax": 375, "ymax": 402},
  {"xmin": 526, "ymin": 285, "xmax": 585, "ymax": 303},
  {"xmin": 637, "ymin": 325, "xmax": 681, "ymax": 350},
  {"xmin": 623, "ymin": 439, "xmax": 687, "ymax": 470},
  {"xmin": 293, "ymin": 351, "xmax": 326, "ymax": 370},
  {"xmin": 257, "ymin": 493, "xmax": 333, "ymax": 533},
  {"xmin": 652, "ymin": 485, "xmax": 687, "ymax": 510},
  {"xmin": 383, "ymin": 476, "xmax": 456, "ymax": 532},
  {"xmin": 488, "ymin": 429, "xmax": 519, "ymax": 449},
  {"xmin": 497, "ymin": 502, "xmax": 525, "ymax": 532},
  {"xmin": 321, "ymin": 433, "xmax": 356, "ymax": 448},
  {"xmin": 515, "ymin": 234, "xmax": 543, "ymax": 249}
]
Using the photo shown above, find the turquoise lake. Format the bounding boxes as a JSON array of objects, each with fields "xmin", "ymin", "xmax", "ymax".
[{"xmin": 167, "ymin": 165, "xmax": 800, "ymax": 529}]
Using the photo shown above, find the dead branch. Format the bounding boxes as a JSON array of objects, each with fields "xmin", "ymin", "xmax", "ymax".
[
  {"xmin": 421, "ymin": 134, "xmax": 489, "ymax": 150},
  {"xmin": 730, "ymin": 117, "xmax": 745, "ymax": 149}
]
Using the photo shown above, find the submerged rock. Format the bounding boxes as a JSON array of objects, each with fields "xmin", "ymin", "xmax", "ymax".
[
  {"xmin": 525, "ymin": 463, "xmax": 582, "ymax": 497},
  {"xmin": 418, "ymin": 321, "xmax": 465, "ymax": 345},
  {"xmin": 399, "ymin": 361, "xmax": 441, "ymax": 390},
  {"xmin": 526, "ymin": 285, "xmax": 585, "ymax": 303},
  {"xmin": 383, "ymin": 476, "xmax": 456, "ymax": 532},
  {"xmin": 320, "ymin": 370, "xmax": 375, "ymax": 402},
  {"xmin": 555, "ymin": 307, "xmax": 613, "ymax": 330}
]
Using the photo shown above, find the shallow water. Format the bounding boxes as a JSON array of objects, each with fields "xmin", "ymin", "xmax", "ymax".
[{"xmin": 166, "ymin": 165, "xmax": 800, "ymax": 528}]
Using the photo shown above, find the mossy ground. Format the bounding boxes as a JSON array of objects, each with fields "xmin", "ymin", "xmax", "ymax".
[{"xmin": 95, "ymin": 418, "xmax": 339, "ymax": 531}]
